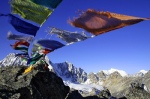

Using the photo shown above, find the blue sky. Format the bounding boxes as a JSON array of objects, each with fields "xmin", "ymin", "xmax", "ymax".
[{"xmin": 0, "ymin": 0, "xmax": 150, "ymax": 74}]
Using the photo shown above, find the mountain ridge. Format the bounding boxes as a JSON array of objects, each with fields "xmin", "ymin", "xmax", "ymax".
[{"xmin": 0, "ymin": 53, "xmax": 148, "ymax": 77}]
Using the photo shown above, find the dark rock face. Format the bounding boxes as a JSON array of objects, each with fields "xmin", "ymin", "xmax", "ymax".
[
  {"xmin": 0, "ymin": 66, "xmax": 70, "ymax": 99},
  {"xmin": 84, "ymin": 96, "xmax": 102, "ymax": 99},
  {"xmin": 66, "ymin": 89, "xmax": 83, "ymax": 99}
]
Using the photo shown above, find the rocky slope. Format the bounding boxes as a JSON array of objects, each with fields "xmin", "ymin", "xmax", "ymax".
[
  {"xmin": 124, "ymin": 83, "xmax": 150, "ymax": 99},
  {"xmin": 101, "ymin": 71, "xmax": 150, "ymax": 97}
]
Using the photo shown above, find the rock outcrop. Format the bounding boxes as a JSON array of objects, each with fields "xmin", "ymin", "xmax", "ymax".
[
  {"xmin": 0, "ymin": 66, "xmax": 70, "ymax": 99},
  {"xmin": 124, "ymin": 82, "xmax": 150, "ymax": 99},
  {"xmin": 66, "ymin": 89, "xmax": 83, "ymax": 99},
  {"xmin": 97, "ymin": 89, "xmax": 111, "ymax": 98}
]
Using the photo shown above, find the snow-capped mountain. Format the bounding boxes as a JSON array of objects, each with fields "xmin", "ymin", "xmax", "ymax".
[
  {"xmin": 52, "ymin": 62, "xmax": 87, "ymax": 83},
  {"xmin": 84, "ymin": 69, "xmax": 128, "ymax": 85},
  {"xmin": 102, "ymin": 68, "xmax": 128, "ymax": 77},
  {"xmin": 0, "ymin": 53, "xmax": 27, "ymax": 66},
  {"xmin": 134, "ymin": 70, "xmax": 148, "ymax": 77},
  {"xmin": 140, "ymin": 70, "xmax": 148, "ymax": 74}
]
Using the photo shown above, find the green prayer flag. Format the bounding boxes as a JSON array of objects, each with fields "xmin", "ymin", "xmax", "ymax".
[{"xmin": 10, "ymin": 0, "xmax": 53, "ymax": 25}]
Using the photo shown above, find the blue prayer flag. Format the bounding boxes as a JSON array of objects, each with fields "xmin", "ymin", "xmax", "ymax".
[{"xmin": 9, "ymin": 14, "xmax": 39, "ymax": 36}]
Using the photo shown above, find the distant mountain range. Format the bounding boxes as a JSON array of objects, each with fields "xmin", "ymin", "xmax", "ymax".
[{"xmin": 0, "ymin": 53, "xmax": 149, "ymax": 97}]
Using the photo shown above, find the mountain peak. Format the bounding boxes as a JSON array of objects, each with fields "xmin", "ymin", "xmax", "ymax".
[
  {"xmin": 139, "ymin": 70, "xmax": 148, "ymax": 74},
  {"xmin": 102, "ymin": 68, "xmax": 128, "ymax": 77},
  {"xmin": 0, "ymin": 53, "xmax": 27, "ymax": 67}
]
